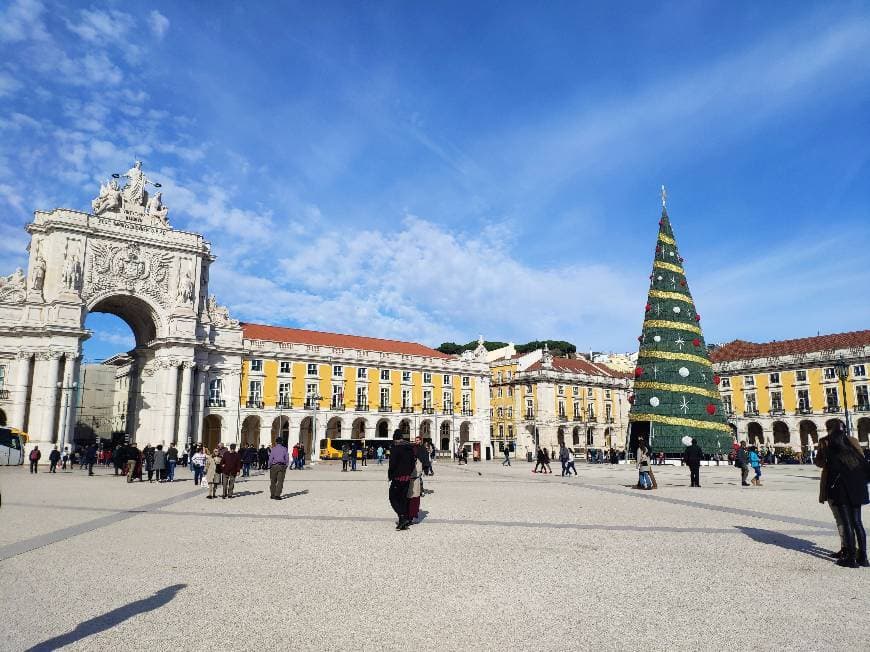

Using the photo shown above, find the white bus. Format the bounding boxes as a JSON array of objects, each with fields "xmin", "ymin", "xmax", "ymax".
[{"xmin": 0, "ymin": 427, "xmax": 26, "ymax": 466}]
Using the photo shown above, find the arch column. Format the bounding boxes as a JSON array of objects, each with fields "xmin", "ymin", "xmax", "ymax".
[
  {"xmin": 59, "ymin": 353, "xmax": 80, "ymax": 452},
  {"xmin": 192, "ymin": 366, "xmax": 208, "ymax": 444},
  {"xmin": 161, "ymin": 361, "xmax": 180, "ymax": 448},
  {"xmin": 10, "ymin": 351, "xmax": 32, "ymax": 430},
  {"xmin": 31, "ymin": 351, "xmax": 62, "ymax": 447},
  {"xmin": 176, "ymin": 362, "xmax": 194, "ymax": 446}
]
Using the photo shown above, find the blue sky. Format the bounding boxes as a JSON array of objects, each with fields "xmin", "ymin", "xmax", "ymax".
[{"xmin": 1, "ymin": 1, "xmax": 868, "ymax": 362}]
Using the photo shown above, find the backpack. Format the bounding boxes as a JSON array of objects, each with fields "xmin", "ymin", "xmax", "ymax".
[{"xmin": 30, "ymin": 449, "xmax": 39, "ymax": 461}]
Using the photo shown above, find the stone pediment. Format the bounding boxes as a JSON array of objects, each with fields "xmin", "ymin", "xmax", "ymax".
[{"xmin": 91, "ymin": 161, "xmax": 171, "ymax": 230}]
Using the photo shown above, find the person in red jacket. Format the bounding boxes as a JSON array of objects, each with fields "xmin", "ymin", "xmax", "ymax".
[
  {"xmin": 29, "ymin": 446, "xmax": 41, "ymax": 473},
  {"xmin": 221, "ymin": 443, "xmax": 242, "ymax": 499}
]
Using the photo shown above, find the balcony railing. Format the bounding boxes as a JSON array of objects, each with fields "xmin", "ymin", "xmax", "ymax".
[
  {"xmin": 400, "ymin": 406, "xmax": 415, "ymax": 413},
  {"xmin": 796, "ymin": 407, "xmax": 813, "ymax": 415},
  {"xmin": 823, "ymin": 405, "xmax": 841, "ymax": 414},
  {"xmin": 743, "ymin": 409, "xmax": 759, "ymax": 417},
  {"xmin": 587, "ymin": 415, "xmax": 598, "ymax": 423},
  {"xmin": 246, "ymin": 399, "xmax": 264, "ymax": 409},
  {"xmin": 355, "ymin": 403, "xmax": 369, "ymax": 411},
  {"xmin": 276, "ymin": 399, "xmax": 292, "ymax": 409},
  {"xmin": 856, "ymin": 404, "xmax": 870, "ymax": 412},
  {"xmin": 524, "ymin": 411, "xmax": 535, "ymax": 420},
  {"xmin": 330, "ymin": 402, "xmax": 345, "ymax": 411},
  {"xmin": 422, "ymin": 407, "xmax": 434, "ymax": 415},
  {"xmin": 462, "ymin": 408, "xmax": 474, "ymax": 416},
  {"xmin": 605, "ymin": 417, "xmax": 615, "ymax": 424},
  {"xmin": 572, "ymin": 413, "xmax": 582, "ymax": 421},
  {"xmin": 304, "ymin": 400, "xmax": 319, "ymax": 409},
  {"xmin": 769, "ymin": 407, "xmax": 785, "ymax": 416},
  {"xmin": 442, "ymin": 407, "xmax": 454, "ymax": 415},
  {"xmin": 558, "ymin": 415, "xmax": 568, "ymax": 421},
  {"xmin": 207, "ymin": 398, "xmax": 225, "ymax": 408},
  {"xmin": 378, "ymin": 405, "xmax": 392, "ymax": 413}
]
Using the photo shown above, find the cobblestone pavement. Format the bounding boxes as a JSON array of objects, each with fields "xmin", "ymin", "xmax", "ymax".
[{"xmin": 1, "ymin": 460, "xmax": 867, "ymax": 651}]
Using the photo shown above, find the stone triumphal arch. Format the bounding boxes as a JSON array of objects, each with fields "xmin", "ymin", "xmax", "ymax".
[{"xmin": 0, "ymin": 162, "xmax": 244, "ymax": 450}]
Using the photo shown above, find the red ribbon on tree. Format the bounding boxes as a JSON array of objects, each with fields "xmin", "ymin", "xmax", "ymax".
[
  {"xmin": 713, "ymin": 374, "xmax": 721, "ymax": 385},
  {"xmin": 635, "ymin": 367, "xmax": 644, "ymax": 378},
  {"xmin": 695, "ymin": 314, "xmax": 701, "ymax": 321},
  {"xmin": 706, "ymin": 404, "xmax": 716, "ymax": 415},
  {"xmin": 692, "ymin": 338, "xmax": 701, "ymax": 347},
  {"xmin": 645, "ymin": 303, "xmax": 652, "ymax": 312}
]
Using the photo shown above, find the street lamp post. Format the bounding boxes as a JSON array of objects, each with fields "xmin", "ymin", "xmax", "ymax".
[
  {"xmin": 308, "ymin": 391, "xmax": 323, "ymax": 462},
  {"xmin": 834, "ymin": 358, "xmax": 852, "ymax": 437}
]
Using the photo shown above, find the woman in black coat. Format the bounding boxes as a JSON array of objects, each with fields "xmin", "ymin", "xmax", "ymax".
[{"xmin": 822, "ymin": 426, "xmax": 870, "ymax": 568}]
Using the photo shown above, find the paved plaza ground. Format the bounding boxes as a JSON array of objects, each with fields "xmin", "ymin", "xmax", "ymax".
[{"xmin": 1, "ymin": 459, "xmax": 868, "ymax": 651}]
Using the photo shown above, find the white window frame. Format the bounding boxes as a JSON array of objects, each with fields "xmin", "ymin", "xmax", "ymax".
[
  {"xmin": 423, "ymin": 372, "xmax": 432, "ymax": 384},
  {"xmin": 823, "ymin": 367, "xmax": 836, "ymax": 380},
  {"xmin": 795, "ymin": 369, "xmax": 808, "ymax": 382},
  {"xmin": 380, "ymin": 386, "xmax": 391, "ymax": 408},
  {"xmin": 443, "ymin": 374, "xmax": 451, "ymax": 385},
  {"xmin": 743, "ymin": 375, "xmax": 755, "ymax": 387},
  {"xmin": 333, "ymin": 365, "xmax": 343, "ymax": 377},
  {"xmin": 380, "ymin": 369, "xmax": 390, "ymax": 382},
  {"xmin": 209, "ymin": 378, "xmax": 223, "ymax": 401},
  {"xmin": 769, "ymin": 372, "xmax": 780, "ymax": 385},
  {"xmin": 853, "ymin": 365, "xmax": 866, "ymax": 378},
  {"xmin": 250, "ymin": 359, "xmax": 263, "ymax": 372},
  {"xmin": 721, "ymin": 377, "xmax": 731, "ymax": 388},
  {"xmin": 402, "ymin": 371, "xmax": 412, "ymax": 383},
  {"xmin": 357, "ymin": 367, "xmax": 368, "ymax": 380},
  {"xmin": 307, "ymin": 363, "xmax": 318, "ymax": 376},
  {"xmin": 279, "ymin": 361, "xmax": 291, "ymax": 374},
  {"xmin": 249, "ymin": 380, "xmax": 262, "ymax": 400},
  {"xmin": 278, "ymin": 382, "xmax": 291, "ymax": 405},
  {"xmin": 462, "ymin": 376, "xmax": 470, "ymax": 387}
]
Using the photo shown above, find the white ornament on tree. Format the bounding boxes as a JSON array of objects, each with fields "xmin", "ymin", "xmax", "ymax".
[
  {"xmin": 653, "ymin": 335, "xmax": 661, "ymax": 343},
  {"xmin": 649, "ymin": 396, "xmax": 660, "ymax": 407},
  {"xmin": 678, "ymin": 366, "xmax": 690, "ymax": 378},
  {"xmin": 672, "ymin": 306, "xmax": 681, "ymax": 314}
]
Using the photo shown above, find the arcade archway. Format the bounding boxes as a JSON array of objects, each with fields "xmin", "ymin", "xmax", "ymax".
[
  {"xmin": 270, "ymin": 416, "xmax": 288, "ymax": 446},
  {"xmin": 351, "ymin": 417, "xmax": 366, "ymax": 439},
  {"xmin": 440, "ymin": 421, "xmax": 450, "ymax": 450},
  {"xmin": 241, "ymin": 415, "xmax": 260, "ymax": 447},
  {"xmin": 202, "ymin": 414, "xmax": 222, "ymax": 450}
]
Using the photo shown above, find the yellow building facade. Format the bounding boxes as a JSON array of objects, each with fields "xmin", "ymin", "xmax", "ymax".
[
  {"xmin": 200, "ymin": 323, "xmax": 492, "ymax": 460},
  {"xmin": 489, "ymin": 346, "xmax": 631, "ymax": 458},
  {"xmin": 711, "ymin": 330, "xmax": 870, "ymax": 449}
]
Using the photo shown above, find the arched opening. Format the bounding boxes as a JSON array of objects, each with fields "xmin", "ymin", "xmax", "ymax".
[
  {"xmin": 747, "ymin": 422, "xmax": 763, "ymax": 445},
  {"xmin": 398, "ymin": 418, "xmax": 411, "ymax": 436},
  {"xmin": 628, "ymin": 421, "xmax": 650, "ymax": 454},
  {"xmin": 299, "ymin": 416, "xmax": 313, "ymax": 453},
  {"xmin": 857, "ymin": 417, "xmax": 870, "ymax": 446},
  {"xmin": 0, "ymin": 408, "xmax": 6, "ymax": 426},
  {"xmin": 460, "ymin": 421, "xmax": 471, "ymax": 444},
  {"xmin": 440, "ymin": 421, "xmax": 450, "ymax": 450},
  {"xmin": 572, "ymin": 426, "xmax": 581, "ymax": 447},
  {"xmin": 202, "ymin": 415, "xmax": 222, "ymax": 451},
  {"xmin": 270, "ymin": 416, "xmax": 288, "ymax": 446},
  {"xmin": 420, "ymin": 419, "xmax": 432, "ymax": 443},
  {"xmin": 376, "ymin": 418, "xmax": 390, "ymax": 438},
  {"xmin": 799, "ymin": 420, "xmax": 818, "ymax": 450},
  {"xmin": 557, "ymin": 426, "xmax": 565, "ymax": 446},
  {"xmin": 772, "ymin": 421, "xmax": 790, "ymax": 446},
  {"xmin": 825, "ymin": 418, "xmax": 846, "ymax": 434},
  {"xmin": 586, "ymin": 427, "xmax": 595, "ymax": 447},
  {"xmin": 604, "ymin": 427, "xmax": 612, "ymax": 449},
  {"xmin": 351, "ymin": 417, "xmax": 366, "ymax": 439},
  {"xmin": 326, "ymin": 416, "xmax": 342, "ymax": 439},
  {"xmin": 241, "ymin": 415, "xmax": 260, "ymax": 447}
]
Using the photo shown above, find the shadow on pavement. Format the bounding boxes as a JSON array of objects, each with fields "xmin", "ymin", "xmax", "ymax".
[
  {"xmin": 280, "ymin": 490, "xmax": 309, "ymax": 499},
  {"xmin": 230, "ymin": 490, "xmax": 263, "ymax": 498},
  {"xmin": 26, "ymin": 583, "xmax": 187, "ymax": 651},
  {"xmin": 736, "ymin": 526, "xmax": 833, "ymax": 560}
]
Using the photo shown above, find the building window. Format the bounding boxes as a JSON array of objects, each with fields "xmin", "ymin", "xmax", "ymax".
[
  {"xmin": 209, "ymin": 378, "xmax": 222, "ymax": 401},
  {"xmin": 745, "ymin": 393, "xmax": 757, "ymax": 413},
  {"xmin": 497, "ymin": 371, "xmax": 503, "ymax": 382},
  {"xmin": 587, "ymin": 403, "xmax": 595, "ymax": 420},
  {"xmin": 331, "ymin": 384, "xmax": 343, "ymax": 408},
  {"xmin": 795, "ymin": 370, "xmax": 807, "ymax": 382},
  {"xmin": 507, "ymin": 371, "xmax": 512, "ymax": 380},
  {"xmin": 797, "ymin": 389, "xmax": 811, "ymax": 411},
  {"xmin": 357, "ymin": 367, "xmax": 368, "ymax": 380},
  {"xmin": 423, "ymin": 390, "xmax": 432, "ymax": 409},
  {"xmin": 508, "ymin": 425, "xmax": 513, "ymax": 438},
  {"xmin": 249, "ymin": 380, "xmax": 262, "ymax": 401},
  {"xmin": 307, "ymin": 363, "xmax": 318, "ymax": 376},
  {"xmin": 443, "ymin": 374, "xmax": 451, "ymax": 385},
  {"xmin": 854, "ymin": 365, "xmax": 867, "ymax": 378},
  {"xmin": 586, "ymin": 428, "xmax": 594, "ymax": 446},
  {"xmin": 824, "ymin": 367, "xmax": 836, "ymax": 380},
  {"xmin": 769, "ymin": 372, "xmax": 780, "ymax": 385},
  {"xmin": 507, "ymin": 407, "xmax": 513, "ymax": 418},
  {"xmin": 380, "ymin": 369, "xmax": 390, "ymax": 381},
  {"xmin": 497, "ymin": 387, "xmax": 503, "ymax": 398},
  {"xmin": 278, "ymin": 382, "xmax": 291, "ymax": 407},
  {"xmin": 743, "ymin": 375, "xmax": 755, "ymax": 387},
  {"xmin": 380, "ymin": 387, "xmax": 390, "ymax": 409},
  {"xmin": 721, "ymin": 377, "xmax": 731, "ymax": 388},
  {"xmin": 356, "ymin": 386, "xmax": 368, "ymax": 408},
  {"xmin": 558, "ymin": 401, "xmax": 566, "ymax": 417},
  {"xmin": 770, "ymin": 391, "xmax": 782, "ymax": 411},
  {"xmin": 305, "ymin": 383, "xmax": 318, "ymax": 402},
  {"xmin": 526, "ymin": 399, "xmax": 534, "ymax": 418},
  {"xmin": 402, "ymin": 371, "xmax": 411, "ymax": 382},
  {"xmin": 825, "ymin": 386, "xmax": 839, "ymax": 409},
  {"xmin": 497, "ymin": 407, "xmax": 504, "ymax": 418},
  {"xmin": 587, "ymin": 388, "xmax": 595, "ymax": 400},
  {"xmin": 508, "ymin": 386, "xmax": 513, "ymax": 397},
  {"xmin": 573, "ymin": 401, "xmax": 580, "ymax": 417},
  {"xmin": 498, "ymin": 424, "xmax": 504, "ymax": 438},
  {"xmin": 250, "ymin": 359, "xmax": 263, "ymax": 372},
  {"xmin": 856, "ymin": 385, "xmax": 869, "ymax": 409},
  {"xmin": 573, "ymin": 386, "xmax": 579, "ymax": 396},
  {"xmin": 279, "ymin": 361, "xmax": 291, "ymax": 374},
  {"xmin": 333, "ymin": 365, "xmax": 343, "ymax": 377},
  {"xmin": 605, "ymin": 389, "xmax": 611, "ymax": 399},
  {"xmin": 526, "ymin": 385, "xmax": 533, "ymax": 394},
  {"xmin": 605, "ymin": 403, "xmax": 612, "ymax": 421},
  {"xmin": 462, "ymin": 393, "xmax": 471, "ymax": 412},
  {"xmin": 722, "ymin": 395, "xmax": 732, "ymax": 414},
  {"xmin": 462, "ymin": 376, "xmax": 470, "ymax": 387},
  {"xmin": 423, "ymin": 372, "xmax": 432, "ymax": 384},
  {"xmin": 558, "ymin": 385, "xmax": 564, "ymax": 396}
]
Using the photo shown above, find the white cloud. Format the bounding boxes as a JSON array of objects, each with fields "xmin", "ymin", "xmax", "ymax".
[
  {"xmin": 66, "ymin": 8, "xmax": 135, "ymax": 43},
  {"xmin": 0, "ymin": 0, "xmax": 48, "ymax": 43},
  {"xmin": 0, "ymin": 71, "xmax": 21, "ymax": 96},
  {"xmin": 148, "ymin": 10, "xmax": 169, "ymax": 40}
]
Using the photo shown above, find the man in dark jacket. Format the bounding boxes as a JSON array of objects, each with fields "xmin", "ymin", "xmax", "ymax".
[
  {"xmin": 166, "ymin": 443, "xmax": 179, "ymax": 482},
  {"xmin": 126, "ymin": 443, "xmax": 141, "ymax": 482},
  {"xmin": 684, "ymin": 438, "xmax": 703, "ymax": 487},
  {"xmin": 221, "ymin": 443, "xmax": 242, "ymax": 498},
  {"xmin": 48, "ymin": 446, "xmax": 61, "ymax": 473},
  {"xmin": 388, "ymin": 431, "xmax": 416, "ymax": 530},
  {"xmin": 85, "ymin": 443, "xmax": 98, "ymax": 476},
  {"xmin": 735, "ymin": 441, "xmax": 750, "ymax": 486}
]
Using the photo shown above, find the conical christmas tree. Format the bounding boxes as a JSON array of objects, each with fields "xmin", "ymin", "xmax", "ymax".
[{"xmin": 628, "ymin": 190, "xmax": 731, "ymax": 455}]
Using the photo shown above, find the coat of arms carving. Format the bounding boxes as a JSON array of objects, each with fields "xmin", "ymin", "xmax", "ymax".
[{"xmin": 83, "ymin": 241, "xmax": 174, "ymax": 308}]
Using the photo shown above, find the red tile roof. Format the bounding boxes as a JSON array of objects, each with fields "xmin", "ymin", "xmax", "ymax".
[
  {"xmin": 526, "ymin": 357, "xmax": 623, "ymax": 377},
  {"xmin": 241, "ymin": 323, "xmax": 451, "ymax": 359},
  {"xmin": 710, "ymin": 330, "xmax": 870, "ymax": 362}
]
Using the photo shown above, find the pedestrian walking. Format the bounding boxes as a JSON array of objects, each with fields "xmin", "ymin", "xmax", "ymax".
[
  {"xmin": 341, "ymin": 445, "xmax": 349, "ymax": 472},
  {"xmin": 408, "ymin": 447, "xmax": 424, "ymax": 523},
  {"xmin": 502, "ymin": 445, "xmax": 511, "ymax": 466},
  {"xmin": 298, "ymin": 443, "xmax": 306, "ymax": 469},
  {"xmin": 559, "ymin": 444, "xmax": 571, "ymax": 476},
  {"xmin": 541, "ymin": 447, "xmax": 552, "ymax": 474},
  {"xmin": 85, "ymin": 443, "xmax": 98, "ymax": 476},
  {"xmin": 735, "ymin": 441, "xmax": 750, "ymax": 486},
  {"xmin": 376, "ymin": 445, "xmax": 385, "ymax": 465},
  {"xmin": 269, "ymin": 438, "xmax": 289, "ymax": 499},
  {"xmin": 205, "ymin": 447, "xmax": 223, "ymax": 499},
  {"xmin": 816, "ymin": 424, "xmax": 869, "ymax": 567},
  {"xmin": 153, "ymin": 444, "xmax": 167, "ymax": 482},
  {"xmin": 684, "ymin": 438, "xmax": 703, "ymax": 487},
  {"xmin": 362, "ymin": 446, "xmax": 370, "ymax": 467},
  {"xmin": 565, "ymin": 452, "xmax": 578, "ymax": 476},
  {"xmin": 29, "ymin": 446, "xmax": 41, "ymax": 473},
  {"xmin": 748, "ymin": 446, "xmax": 763, "ymax": 486},
  {"xmin": 142, "ymin": 445, "xmax": 156, "ymax": 482},
  {"xmin": 291, "ymin": 443, "xmax": 300, "ymax": 470},
  {"xmin": 533, "ymin": 446, "xmax": 544, "ymax": 473},
  {"xmin": 258, "ymin": 444, "xmax": 268, "ymax": 471},
  {"xmin": 388, "ymin": 430, "xmax": 415, "ymax": 531},
  {"xmin": 61, "ymin": 447, "xmax": 69, "ymax": 470},
  {"xmin": 637, "ymin": 440, "xmax": 654, "ymax": 490},
  {"xmin": 125, "ymin": 443, "xmax": 140, "ymax": 482},
  {"xmin": 48, "ymin": 446, "xmax": 60, "ymax": 473},
  {"xmin": 191, "ymin": 446, "xmax": 207, "ymax": 485},
  {"xmin": 241, "ymin": 443, "xmax": 256, "ymax": 476},
  {"xmin": 221, "ymin": 443, "xmax": 241, "ymax": 498},
  {"xmin": 166, "ymin": 443, "xmax": 178, "ymax": 482}
]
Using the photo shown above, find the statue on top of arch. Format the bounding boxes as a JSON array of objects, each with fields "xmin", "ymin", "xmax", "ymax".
[{"xmin": 91, "ymin": 160, "xmax": 170, "ymax": 227}]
